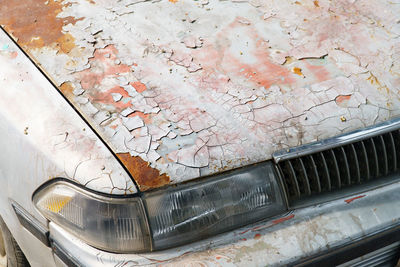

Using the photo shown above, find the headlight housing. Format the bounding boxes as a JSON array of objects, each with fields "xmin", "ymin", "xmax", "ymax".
[{"xmin": 33, "ymin": 162, "xmax": 286, "ymax": 253}]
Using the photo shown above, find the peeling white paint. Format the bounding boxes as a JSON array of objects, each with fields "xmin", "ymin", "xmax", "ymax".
[{"xmin": 3, "ymin": 0, "xmax": 400, "ymax": 187}]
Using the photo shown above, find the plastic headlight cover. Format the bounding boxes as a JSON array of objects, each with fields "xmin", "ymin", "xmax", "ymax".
[
  {"xmin": 33, "ymin": 182, "xmax": 151, "ymax": 252},
  {"xmin": 143, "ymin": 162, "xmax": 285, "ymax": 250}
]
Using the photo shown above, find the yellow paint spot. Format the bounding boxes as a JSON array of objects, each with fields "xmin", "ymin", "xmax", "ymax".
[
  {"xmin": 169, "ymin": 0, "xmax": 178, "ymax": 3},
  {"xmin": 367, "ymin": 73, "xmax": 381, "ymax": 86},
  {"xmin": 313, "ymin": 0, "xmax": 320, "ymax": 7},
  {"xmin": 340, "ymin": 116, "xmax": 347, "ymax": 122},
  {"xmin": 293, "ymin": 67, "xmax": 304, "ymax": 77}
]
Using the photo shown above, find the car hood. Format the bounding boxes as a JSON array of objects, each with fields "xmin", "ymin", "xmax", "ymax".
[{"xmin": 1, "ymin": 0, "xmax": 399, "ymax": 191}]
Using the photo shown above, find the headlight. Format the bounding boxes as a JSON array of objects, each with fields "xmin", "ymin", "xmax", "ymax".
[
  {"xmin": 33, "ymin": 182, "xmax": 151, "ymax": 252},
  {"xmin": 33, "ymin": 162, "xmax": 286, "ymax": 253}
]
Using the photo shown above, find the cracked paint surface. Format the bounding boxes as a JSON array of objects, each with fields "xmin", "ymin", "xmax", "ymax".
[
  {"xmin": 1, "ymin": 0, "xmax": 400, "ymax": 190},
  {"xmin": 0, "ymin": 29, "xmax": 137, "ymax": 195}
]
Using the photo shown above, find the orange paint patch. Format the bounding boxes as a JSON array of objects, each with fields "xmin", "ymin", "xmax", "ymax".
[
  {"xmin": 335, "ymin": 95, "xmax": 351, "ymax": 106},
  {"xmin": 117, "ymin": 153, "xmax": 170, "ymax": 191},
  {"xmin": 0, "ymin": 0, "xmax": 81, "ymax": 53},
  {"xmin": 344, "ymin": 195, "xmax": 366, "ymax": 204},
  {"xmin": 127, "ymin": 111, "xmax": 152, "ymax": 124},
  {"xmin": 131, "ymin": 81, "xmax": 147, "ymax": 93},
  {"xmin": 272, "ymin": 214, "xmax": 295, "ymax": 224},
  {"xmin": 76, "ymin": 45, "xmax": 133, "ymax": 111},
  {"xmin": 78, "ymin": 45, "xmax": 131, "ymax": 91},
  {"xmin": 169, "ymin": 0, "xmax": 178, "ymax": 3},
  {"xmin": 90, "ymin": 86, "xmax": 131, "ymax": 111},
  {"xmin": 314, "ymin": 1, "xmax": 320, "ymax": 7}
]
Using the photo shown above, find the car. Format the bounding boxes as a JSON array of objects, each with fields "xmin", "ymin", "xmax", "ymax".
[{"xmin": 0, "ymin": 0, "xmax": 400, "ymax": 266}]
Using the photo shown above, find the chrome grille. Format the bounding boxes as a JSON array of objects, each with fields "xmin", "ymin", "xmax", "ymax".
[{"xmin": 274, "ymin": 125, "xmax": 400, "ymax": 205}]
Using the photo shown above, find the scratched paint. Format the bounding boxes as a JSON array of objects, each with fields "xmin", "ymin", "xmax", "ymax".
[{"xmin": 1, "ymin": 0, "xmax": 400, "ymax": 190}]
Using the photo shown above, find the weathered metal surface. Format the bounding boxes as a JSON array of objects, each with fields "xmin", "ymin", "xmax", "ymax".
[
  {"xmin": 0, "ymin": 29, "xmax": 137, "ymax": 195},
  {"xmin": 1, "ymin": 0, "xmax": 400, "ymax": 190},
  {"xmin": 49, "ymin": 181, "xmax": 400, "ymax": 266}
]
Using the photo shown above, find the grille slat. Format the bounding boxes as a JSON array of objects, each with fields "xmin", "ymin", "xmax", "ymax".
[
  {"xmin": 298, "ymin": 158, "xmax": 311, "ymax": 195},
  {"xmin": 349, "ymin": 144, "xmax": 361, "ymax": 184},
  {"xmin": 368, "ymin": 138, "xmax": 380, "ymax": 177},
  {"xmin": 326, "ymin": 149, "xmax": 342, "ymax": 189},
  {"xmin": 338, "ymin": 147, "xmax": 351, "ymax": 186},
  {"xmin": 308, "ymin": 155, "xmax": 322, "ymax": 193},
  {"xmin": 393, "ymin": 130, "xmax": 400, "ymax": 168},
  {"xmin": 377, "ymin": 135, "xmax": 389, "ymax": 176},
  {"xmin": 359, "ymin": 141, "xmax": 371, "ymax": 181},
  {"xmin": 276, "ymin": 126, "xmax": 400, "ymax": 204},
  {"xmin": 318, "ymin": 152, "xmax": 332, "ymax": 191},
  {"xmin": 282, "ymin": 160, "xmax": 301, "ymax": 198},
  {"xmin": 387, "ymin": 132, "xmax": 397, "ymax": 171}
]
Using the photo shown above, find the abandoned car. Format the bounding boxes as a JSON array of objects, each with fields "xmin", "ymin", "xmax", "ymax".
[{"xmin": 0, "ymin": 0, "xmax": 400, "ymax": 266}]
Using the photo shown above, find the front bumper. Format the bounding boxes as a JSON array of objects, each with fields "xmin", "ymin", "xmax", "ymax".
[{"xmin": 48, "ymin": 180, "xmax": 400, "ymax": 267}]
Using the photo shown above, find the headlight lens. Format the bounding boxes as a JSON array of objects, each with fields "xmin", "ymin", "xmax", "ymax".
[
  {"xmin": 33, "ymin": 183, "xmax": 151, "ymax": 252},
  {"xmin": 144, "ymin": 163, "xmax": 285, "ymax": 250},
  {"xmin": 33, "ymin": 162, "xmax": 286, "ymax": 252}
]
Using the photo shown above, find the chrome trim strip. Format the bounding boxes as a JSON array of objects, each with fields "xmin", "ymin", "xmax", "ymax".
[
  {"xmin": 291, "ymin": 222, "xmax": 400, "ymax": 267},
  {"xmin": 51, "ymin": 239, "xmax": 80, "ymax": 267},
  {"xmin": 273, "ymin": 117, "xmax": 400, "ymax": 163},
  {"xmin": 11, "ymin": 201, "xmax": 50, "ymax": 247}
]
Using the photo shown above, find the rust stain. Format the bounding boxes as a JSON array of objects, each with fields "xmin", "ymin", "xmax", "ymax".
[
  {"xmin": 117, "ymin": 153, "xmax": 170, "ymax": 191},
  {"xmin": 344, "ymin": 194, "xmax": 366, "ymax": 204},
  {"xmin": 59, "ymin": 81, "xmax": 74, "ymax": 99},
  {"xmin": 57, "ymin": 33, "xmax": 76, "ymax": 54},
  {"xmin": 0, "ymin": 0, "xmax": 81, "ymax": 53},
  {"xmin": 272, "ymin": 214, "xmax": 295, "ymax": 224}
]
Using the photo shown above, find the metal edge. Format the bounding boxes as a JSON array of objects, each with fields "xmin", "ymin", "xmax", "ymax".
[
  {"xmin": 50, "ymin": 239, "xmax": 80, "ymax": 267},
  {"xmin": 11, "ymin": 201, "xmax": 50, "ymax": 247},
  {"xmin": 273, "ymin": 117, "xmax": 400, "ymax": 163}
]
